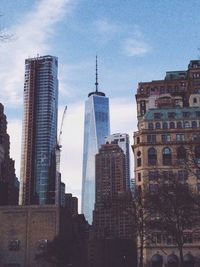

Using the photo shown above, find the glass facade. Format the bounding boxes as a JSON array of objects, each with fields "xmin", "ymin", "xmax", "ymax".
[
  {"xmin": 82, "ymin": 92, "xmax": 110, "ymax": 223},
  {"xmin": 20, "ymin": 55, "xmax": 58, "ymax": 205}
]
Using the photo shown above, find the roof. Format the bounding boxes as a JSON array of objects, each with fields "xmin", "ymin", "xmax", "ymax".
[{"xmin": 143, "ymin": 106, "xmax": 200, "ymax": 121}]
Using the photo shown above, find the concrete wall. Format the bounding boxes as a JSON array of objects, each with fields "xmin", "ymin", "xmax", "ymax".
[{"xmin": 0, "ymin": 205, "xmax": 59, "ymax": 267}]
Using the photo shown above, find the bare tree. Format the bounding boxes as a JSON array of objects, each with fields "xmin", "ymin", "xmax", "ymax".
[{"xmin": 146, "ymin": 174, "xmax": 198, "ymax": 266}]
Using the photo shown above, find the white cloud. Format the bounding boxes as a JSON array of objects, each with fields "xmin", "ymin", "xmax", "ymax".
[
  {"xmin": 95, "ymin": 18, "xmax": 120, "ymax": 35},
  {"xmin": 0, "ymin": 0, "xmax": 73, "ymax": 106},
  {"xmin": 7, "ymin": 119, "xmax": 22, "ymax": 178},
  {"xmin": 123, "ymin": 38, "xmax": 151, "ymax": 57}
]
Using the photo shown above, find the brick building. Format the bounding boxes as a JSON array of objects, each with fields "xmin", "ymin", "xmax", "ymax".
[{"xmin": 90, "ymin": 143, "xmax": 136, "ymax": 267}]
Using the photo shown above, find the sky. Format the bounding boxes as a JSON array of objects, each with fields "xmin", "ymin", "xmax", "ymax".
[{"xmin": 1, "ymin": 0, "xmax": 200, "ymax": 209}]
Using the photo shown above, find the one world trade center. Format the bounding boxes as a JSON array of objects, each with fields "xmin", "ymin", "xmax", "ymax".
[{"xmin": 81, "ymin": 57, "xmax": 110, "ymax": 224}]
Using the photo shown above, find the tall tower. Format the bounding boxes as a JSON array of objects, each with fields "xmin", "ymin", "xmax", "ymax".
[
  {"xmin": 105, "ymin": 133, "xmax": 131, "ymax": 189},
  {"xmin": 82, "ymin": 57, "xmax": 110, "ymax": 223},
  {"xmin": 19, "ymin": 55, "xmax": 58, "ymax": 205}
]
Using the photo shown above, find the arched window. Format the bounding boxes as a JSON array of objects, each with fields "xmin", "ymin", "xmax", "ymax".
[
  {"xmin": 195, "ymin": 146, "xmax": 200, "ymax": 163},
  {"xmin": 163, "ymin": 147, "xmax": 172, "ymax": 165},
  {"xmin": 177, "ymin": 121, "xmax": 182, "ymax": 128},
  {"xmin": 169, "ymin": 121, "xmax": 175, "ymax": 129},
  {"xmin": 177, "ymin": 146, "xmax": 187, "ymax": 162},
  {"xmin": 148, "ymin": 147, "xmax": 157, "ymax": 165},
  {"xmin": 184, "ymin": 121, "xmax": 190, "ymax": 128},
  {"xmin": 155, "ymin": 122, "xmax": 161, "ymax": 129},
  {"xmin": 163, "ymin": 122, "xmax": 168, "ymax": 129},
  {"xmin": 192, "ymin": 121, "xmax": 197, "ymax": 128},
  {"xmin": 148, "ymin": 123, "xmax": 154, "ymax": 130}
]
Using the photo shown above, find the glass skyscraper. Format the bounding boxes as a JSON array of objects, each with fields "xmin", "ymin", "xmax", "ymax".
[
  {"xmin": 19, "ymin": 55, "xmax": 58, "ymax": 205},
  {"xmin": 82, "ymin": 59, "xmax": 110, "ymax": 223}
]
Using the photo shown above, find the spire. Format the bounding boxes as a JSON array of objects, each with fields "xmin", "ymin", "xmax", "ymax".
[{"xmin": 95, "ymin": 55, "xmax": 98, "ymax": 92}]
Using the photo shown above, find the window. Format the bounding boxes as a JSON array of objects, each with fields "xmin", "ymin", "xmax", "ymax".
[
  {"xmin": 155, "ymin": 122, "xmax": 161, "ymax": 129},
  {"xmin": 183, "ymin": 112, "xmax": 190, "ymax": 118},
  {"xmin": 193, "ymin": 97, "xmax": 197, "ymax": 104},
  {"xmin": 193, "ymin": 133, "xmax": 200, "ymax": 141},
  {"xmin": 136, "ymin": 137, "xmax": 140, "ymax": 144},
  {"xmin": 163, "ymin": 171, "xmax": 173, "ymax": 180},
  {"xmin": 138, "ymin": 173, "xmax": 141, "ymax": 182},
  {"xmin": 168, "ymin": 112, "xmax": 176, "ymax": 119},
  {"xmin": 38, "ymin": 239, "xmax": 48, "ymax": 249},
  {"xmin": 137, "ymin": 150, "xmax": 142, "ymax": 167},
  {"xmin": 149, "ymin": 171, "xmax": 158, "ymax": 181},
  {"xmin": 148, "ymin": 147, "xmax": 157, "ymax": 165},
  {"xmin": 162, "ymin": 147, "xmax": 172, "ymax": 165},
  {"xmin": 184, "ymin": 121, "xmax": 190, "ymax": 128},
  {"xmin": 163, "ymin": 122, "xmax": 168, "ymax": 129},
  {"xmin": 196, "ymin": 111, "xmax": 200, "ymax": 117},
  {"xmin": 149, "ymin": 184, "xmax": 158, "ymax": 193},
  {"xmin": 197, "ymin": 183, "xmax": 200, "ymax": 192},
  {"xmin": 148, "ymin": 123, "xmax": 154, "ymax": 130},
  {"xmin": 196, "ymin": 170, "xmax": 200, "ymax": 180},
  {"xmin": 195, "ymin": 146, "xmax": 200, "ymax": 163},
  {"xmin": 140, "ymin": 100, "xmax": 146, "ymax": 116},
  {"xmin": 147, "ymin": 134, "xmax": 156, "ymax": 144},
  {"xmin": 177, "ymin": 121, "xmax": 182, "ymax": 128},
  {"xmin": 8, "ymin": 240, "xmax": 20, "ymax": 251},
  {"xmin": 161, "ymin": 133, "xmax": 171, "ymax": 143},
  {"xmin": 169, "ymin": 121, "xmax": 175, "ymax": 129},
  {"xmin": 154, "ymin": 113, "xmax": 162, "ymax": 119},
  {"xmin": 177, "ymin": 146, "xmax": 187, "ymax": 162},
  {"xmin": 178, "ymin": 170, "xmax": 188, "ymax": 182},
  {"xmin": 192, "ymin": 121, "xmax": 197, "ymax": 128},
  {"xmin": 176, "ymin": 133, "xmax": 185, "ymax": 141}
]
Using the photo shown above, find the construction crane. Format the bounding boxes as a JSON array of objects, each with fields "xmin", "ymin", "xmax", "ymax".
[{"xmin": 56, "ymin": 105, "xmax": 67, "ymax": 172}]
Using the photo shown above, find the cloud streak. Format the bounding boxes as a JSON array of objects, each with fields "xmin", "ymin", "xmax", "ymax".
[
  {"xmin": 123, "ymin": 38, "xmax": 151, "ymax": 56},
  {"xmin": 0, "ymin": 0, "xmax": 73, "ymax": 106}
]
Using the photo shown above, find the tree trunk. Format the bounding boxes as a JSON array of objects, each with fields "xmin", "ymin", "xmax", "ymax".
[
  {"xmin": 179, "ymin": 244, "xmax": 184, "ymax": 267},
  {"xmin": 139, "ymin": 240, "xmax": 144, "ymax": 267}
]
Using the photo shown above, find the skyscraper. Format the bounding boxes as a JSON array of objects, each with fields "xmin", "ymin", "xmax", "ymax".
[
  {"xmin": 20, "ymin": 55, "xmax": 58, "ymax": 205},
  {"xmin": 89, "ymin": 143, "xmax": 136, "ymax": 267},
  {"xmin": 105, "ymin": 133, "xmax": 131, "ymax": 189},
  {"xmin": 82, "ymin": 57, "xmax": 110, "ymax": 223}
]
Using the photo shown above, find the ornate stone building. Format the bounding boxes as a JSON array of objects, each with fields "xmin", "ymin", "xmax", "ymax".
[{"xmin": 133, "ymin": 60, "xmax": 200, "ymax": 267}]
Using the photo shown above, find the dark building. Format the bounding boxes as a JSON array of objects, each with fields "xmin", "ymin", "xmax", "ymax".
[
  {"xmin": 19, "ymin": 55, "xmax": 58, "ymax": 206},
  {"xmin": 0, "ymin": 103, "xmax": 19, "ymax": 205},
  {"xmin": 65, "ymin": 193, "xmax": 78, "ymax": 216},
  {"xmin": 90, "ymin": 143, "xmax": 136, "ymax": 267}
]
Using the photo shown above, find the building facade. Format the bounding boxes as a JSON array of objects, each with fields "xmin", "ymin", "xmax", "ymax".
[
  {"xmin": 89, "ymin": 143, "xmax": 136, "ymax": 267},
  {"xmin": 82, "ymin": 59, "xmax": 110, "ymax": 224},
  {"xmin": 0, "ymin": 205, "xmax": 60, "ymax": 267},
  {"xmin": 105, "ymin": 133, "xmax": 131, "ymax": 189},
  {"xmin": 133, "ymin": 60, "xmax": 200, "ymax": 266},
  {"xmin": 0, "ymin": 103, "xmax": 19, "ymax": 205},
  {"xmin": 20, "ymin": 55, "xmax": 58, "ymax": 206}
]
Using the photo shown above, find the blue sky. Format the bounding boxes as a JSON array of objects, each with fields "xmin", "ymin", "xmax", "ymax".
[{"xmin": 1, "ymin": 0, "xmax": 200, "ymax": 207}]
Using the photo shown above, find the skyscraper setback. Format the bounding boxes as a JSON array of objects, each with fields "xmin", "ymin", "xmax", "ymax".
[
  {"xmin": 19, "ymin": 55, "xmax": 58, "ymax": 205},
  {"xmin": 82, "ymin": 57, "xmax": 110, "ymax": 223}
]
